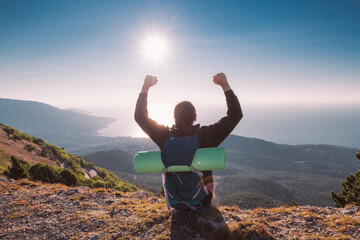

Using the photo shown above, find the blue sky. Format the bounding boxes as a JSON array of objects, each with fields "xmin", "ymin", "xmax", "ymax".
[{"xmin": 0, "ymin": 0, "xmax": 360, "ymax": 146}]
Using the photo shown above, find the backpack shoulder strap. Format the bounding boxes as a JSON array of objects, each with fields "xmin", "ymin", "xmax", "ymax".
[
  {"xmin": 189, "ymin": 165, "xmax": 209, "ymax": 195},
  {"xmin": 163, "ymin": 133, "xmax": 172, "ymax": 146},
  {"xmin": 161, "ymin": 167, "xmax": 171, "ymax": 210}
]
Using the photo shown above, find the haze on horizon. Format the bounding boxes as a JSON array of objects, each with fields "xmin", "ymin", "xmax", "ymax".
[{"xmin": 0, "ymin": 0, "xmax": 359, "ymax": 148}]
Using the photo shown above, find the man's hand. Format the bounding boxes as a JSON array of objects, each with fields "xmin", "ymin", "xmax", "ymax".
[
  {"xmin": 213, "ymin": 73, "xmax": 231, "ymax": 92},
  {"xmin": 141, "ymin": 75, "xmax": 158, "ymax": 93}
]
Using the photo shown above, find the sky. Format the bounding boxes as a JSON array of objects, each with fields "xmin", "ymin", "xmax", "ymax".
[{"xmin": 0, "ymin": 0, "xmax": 360, "ymax": 147}]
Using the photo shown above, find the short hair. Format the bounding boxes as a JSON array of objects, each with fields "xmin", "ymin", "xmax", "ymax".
[{"xmin": 174, "ymin": 101, "xmax": 196, "ymax": 128}]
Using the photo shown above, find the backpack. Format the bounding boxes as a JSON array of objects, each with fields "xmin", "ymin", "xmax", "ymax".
[{"xmin": 161, "ymin": 133, "xmax": 209, "ymax": 216}]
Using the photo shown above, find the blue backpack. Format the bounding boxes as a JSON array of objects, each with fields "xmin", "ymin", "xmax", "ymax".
[{"xmin": 161, "ymin": 133, "xmax": 209, "ymax": 216}]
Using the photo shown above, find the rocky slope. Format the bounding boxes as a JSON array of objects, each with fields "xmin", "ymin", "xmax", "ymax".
[{"xmin": 1, "ymin": 177, "xmax": 359, "ymax": 240}]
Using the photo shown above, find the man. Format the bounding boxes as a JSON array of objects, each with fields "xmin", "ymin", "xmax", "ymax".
[{"xmin": 134, "ymin": 73, "xmax": 243, "ymax": 206}]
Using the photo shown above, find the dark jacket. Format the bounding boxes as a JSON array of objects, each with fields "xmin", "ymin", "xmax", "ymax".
[{"xmin": 134, "ymin": 89, "xmax": 243, "ymax": 205}]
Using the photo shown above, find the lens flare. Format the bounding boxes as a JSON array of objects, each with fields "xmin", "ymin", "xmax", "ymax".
[{"xmin": 142, "ymin": 35, "xmax": 168, "ymax": 64}]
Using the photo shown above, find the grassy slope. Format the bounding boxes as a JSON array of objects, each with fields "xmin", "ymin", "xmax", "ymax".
[{"xmin": 0, "ymin": 124, "xmax": 137, "ymax": 192}]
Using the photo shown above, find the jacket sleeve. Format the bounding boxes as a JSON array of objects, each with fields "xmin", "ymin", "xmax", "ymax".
[
  {"xmin": 199, "ymin": 90, "xmax": 243, "ymax": 147},
  {"xmin": 134, "ymin": 93, "xmax": 169, "ymax": 149}
]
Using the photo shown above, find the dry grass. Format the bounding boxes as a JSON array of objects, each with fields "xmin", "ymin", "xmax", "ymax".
[
  {"xmin": 300, "ymin": 210, "xmax": 318, "ymax": 218},
  {"xmin": 26, "ymin": 204, "xmax": 48, "ymax": 211},
  {"xmin": 8, "ymin": 211, "xmax": 29, "ymax": 219},
  {"xmin": 114, "ymin": 191, "xmax": 122, "ymax": 197},
  {"xmin": 0, "ymin": 128, "xmax": 58, "ymax": 167},
  {"xmin": 93, "ymin": 188, "xmax": 107, "ymax": 193},
  {"xmin": 251, "ymin": 207, "xmax": 266, "ymax": 214},
  {"xmin": 9, "ymin": 200, "xmax": 29, "ymax": 206},
  {"xmin": 323, "ymin": 214, "xmax": 360, "ymax": 236},
  {"xmin": 268, "ymin": 206, "xmax": 296, "ymax": 214}
]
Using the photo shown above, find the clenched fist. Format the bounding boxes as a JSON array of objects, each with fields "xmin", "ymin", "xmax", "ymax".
[
  {"xmin": 213, "ymin": 73, "xmax": 231, "ymax": 92},
  {"xmin": 141, "ymin": 75, "xmax": 158, "ymax": 93},
  {"xmin": 144, "ymin": 75, "xmax": 158, "ymax": 87}
]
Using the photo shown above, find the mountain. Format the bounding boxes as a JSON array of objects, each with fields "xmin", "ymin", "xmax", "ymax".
[
  {"xmin": 0, "ymin": 98, "xmax": 158, "ymax": 152},
  {"xmin": 83, "ymin": 149, "xmax": 135, "ymax": 173},
  {"xmin": 0, "ymin": 124, "xmax": 136, "ymax": 192},
  {"xmin": 1, "ymin": 177, "xmax": 359, "ymax": 239},
  {"xmin": 82, "ymin": 135, "xmax": 360, "ymax": 208},
  {"xmin": 0, "ymin": 98, "xmax": 114, "ymax": 137},
  {"xmin": 2, "ymin": 98, "xmax": 359, "ymax": 208}
]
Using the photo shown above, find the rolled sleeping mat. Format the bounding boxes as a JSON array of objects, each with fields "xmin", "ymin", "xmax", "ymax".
[{"xmin": 133, "ymin": 147, "xmax": 226, "ymax": 173}]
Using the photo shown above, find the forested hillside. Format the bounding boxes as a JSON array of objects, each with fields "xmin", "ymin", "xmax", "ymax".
[{"xmin": 83, "ymin": 135, "xmax": 360, "ymax": 208}]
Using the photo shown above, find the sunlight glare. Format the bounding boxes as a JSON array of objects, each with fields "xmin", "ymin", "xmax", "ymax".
[
  {"xmin": 142, "ymin": 35, "xmax": 168, "ymax": 64},
  {"xmin": 148, "ymin": 103, "xmax": 173, "ymax": 127}
]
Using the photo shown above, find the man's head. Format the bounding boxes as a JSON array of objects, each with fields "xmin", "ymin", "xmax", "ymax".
[{"xmin": 174, "ymin": 101, "xmax": 197, "ymax": 128}]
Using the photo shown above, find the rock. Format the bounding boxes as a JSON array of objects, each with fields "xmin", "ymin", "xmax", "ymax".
[
  {"xmin": 303, "ymin": 215, "xmax": 313, "ymax": 221},
  {"xmin": 65, "ymin": 188, "xmax": 79, "ymax": 195},
  {"xmin": 89, "ymin": 234, "xmax": 99, "ymax": 240},
  {"xmin": 113, "ymin": 232, "xmax": 122, "ymax": 239},
  {"xmin": 78, "ymin": 186, "xmax": 91, "ymax": 192},
  {"xmin": 130, "ymin": 191, "xmax": 151, "ymax": 199},
  {"xmin": 147, "ymin": 197, "xmax": 161, "ymax": 203},
  {"xmin": 341, "ymin": 206, "xmax": 359, "ymax": 215},
  {"xmin": 109, "ymin": 208, "xmax": 115, "ymax": 217},
  {"xmin": 79, "ymin": 225, "xmax": 86, "ymax": 231},
  {"xmin": 74, "ymin": 201, "xmax": 81, "ymax": 206}
]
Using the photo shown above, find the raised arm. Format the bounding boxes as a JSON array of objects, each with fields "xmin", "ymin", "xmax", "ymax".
[
  {"xmin": 134, "ymin": 75, "xmax": 169, "ymax": 148},
  {"xmin": 199, "ymin": 73, "xmax": 243, "ymax": 147}
]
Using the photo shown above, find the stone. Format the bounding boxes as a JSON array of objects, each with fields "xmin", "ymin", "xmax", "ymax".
[
  {"xmin": 105, "ymin": 200, "xmax": 114, "ymax": 205},
  {"xmin": 303, "ymin": 215, "xmax": 313, "ymax": 221},
  {"xmin": 78, "ymin": 186, "xmax": 91, "ymax": 192},
  {"xmin": 65, "ymin": 188, "xmax": 79, "ymax": 195},
  {"xmin": 113, "ymin": 232, "xmax": 122, "ymax": 239},
  {"xmin": 109, "ymin": 208, "xmax": 115, "ymax": 217},
  {"xmin": 89, "ymin": 234, "xmax": 99, "ymax": 240}
]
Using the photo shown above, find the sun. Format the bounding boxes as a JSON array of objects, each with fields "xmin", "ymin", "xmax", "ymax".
[
  {"xmin": 148, "ymin": 103, "xmax": 174, "ymax": 127},
  {"xmin": 142, "ymin": 35, "xmax": 168, "ymax": 64}
]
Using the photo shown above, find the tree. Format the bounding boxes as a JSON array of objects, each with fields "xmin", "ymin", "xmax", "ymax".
[
  {"xmin": 331, "ymin": 149, "xmax": 360, "ymax": 207},
  {"xmin": 4, "ymin": 156, "xmax": 28, "ymax": 180}
]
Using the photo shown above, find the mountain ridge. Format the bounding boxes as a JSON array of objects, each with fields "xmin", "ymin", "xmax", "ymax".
[
  {"xmin": 82, "ymin": 135, "xmax": 360, "ymax": 209},
  {"xmin": 0, "ymin": 98, "xmax": 114, "ymax": 137}
]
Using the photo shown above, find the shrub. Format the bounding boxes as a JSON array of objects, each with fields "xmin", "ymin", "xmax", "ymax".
[
  {"xmin": 28, "ymin": 163, "xmax": 61, "ymax": 184},
  {"xmin": 32, "ymin": 137, "xmax": 45, "ymax": 145},
  {"xmin": 60, "ymin": 169, "xmax": 78, "ymax": 186},
  {"xmin": 24, "ymin": 144, "xmax": 36, "ymax": 152},
  {"xmin": 2, "ymin": 125, "xmax": 32, "ymax": 142},
  {"xmin": 331, "ymin": 149, "xmax": 360, "ymax": 207},
  {"xmin": 91, "ymin": 180, "xmax": 106, "ymax": 188},
  {"xmin": 5, "ymin": 156, "xmax": 29, "ymax": 180}
]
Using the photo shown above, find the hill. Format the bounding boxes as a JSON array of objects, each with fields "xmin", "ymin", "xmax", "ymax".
[
  {"xmin": 0, "ymin": 124, "xmax": 136, "ymax": 192},
  {"xmin": 0, "ymin": 98, "xmax": 114, "ymax": 138},
  {"xmin": 82, "ymin": 135, "xmax": 360, "ymax": 208},
  {"xmin": 0, "ymin": 97, "xmax": 156, "ymax": 152},
  {"xmin": 1, "ymin": 177, "xmax": 359, "ymax": 239}
]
